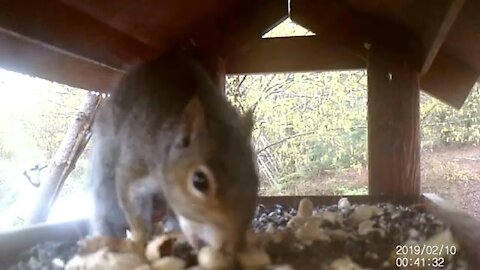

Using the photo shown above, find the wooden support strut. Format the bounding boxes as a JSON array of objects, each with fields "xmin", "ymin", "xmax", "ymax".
[
  {"xmin": 367, "ymin": 44, "xmax": 421, "ymax": 196},
  {"xmin": 226, "ymin": 36, "xmax": 366, "ymax": 74}
]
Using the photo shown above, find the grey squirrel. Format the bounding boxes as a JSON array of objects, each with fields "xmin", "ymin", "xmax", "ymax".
[{"xmin": 87, "ymin": 48, "xmax": 259, "ymax": 255}]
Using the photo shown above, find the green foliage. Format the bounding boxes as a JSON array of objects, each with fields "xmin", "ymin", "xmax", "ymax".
[
  {"xmin": 309, "ymin": 127, "xmax": 367, "ymax": 171},
  {"xmin": 226, "ymin": 71, "xmax": 480, "ymax": 190},
  {"xmin": 420, "ymin": 85, "xmax": 480, "ymax": 148},
  {"xmin": 226, "ymin": 71, "xmax": 369, "ymax": 185}
]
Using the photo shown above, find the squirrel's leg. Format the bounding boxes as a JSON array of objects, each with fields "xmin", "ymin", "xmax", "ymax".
[
  {"xmin": 88, "ymin": 136, "xmax": 127, "ymax": 238},
  {"xmin": 115, "ymin": 167, "xmax": 150, "ymax": 245}
]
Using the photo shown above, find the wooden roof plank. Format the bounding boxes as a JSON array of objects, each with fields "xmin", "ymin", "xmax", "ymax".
[
  {"xmin": 440, "ymin": 0, "xmax": 480, "ymax": 73},
  {"xmin": 421, "ymin": 51, "xmax": 478, "ymax": 109},
  {"xmin": 290, "ymin": 0, "xmax": 366, "ymax": 57},
  {"xmin": 226, "ymin": 36, "xmax": 365, "ymax": 74},
  {"xmin": 289, "ymin": 0, "xmax": 417, "ymax": 68},
  {"xmin": 0, "ymin": 0, "xmax": 156, "ymax": 71},
  {"xmin": 0, "ymin": 28, "xmax": 122, "ymax": 92},
  {"xmin": 290, "ymin": 0, "xmax": 416, "ymax": 69},
  {"xmin": 62, "ymin": 0, "xmax": 234, "ymax": 50},
  {"xmin": 419, "ymin": 0, "xmax": 465, "ymax": 75},
  {"xmin": 343, "ymin": 0, "xmax": 470, "ymax": 76}
]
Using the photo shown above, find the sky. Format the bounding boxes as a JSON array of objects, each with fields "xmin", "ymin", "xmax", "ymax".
[{"xmin": 0, "ymin": 68, "xmax": 45, "ymax": 113}]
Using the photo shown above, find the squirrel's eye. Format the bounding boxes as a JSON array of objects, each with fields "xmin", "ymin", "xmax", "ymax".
[
  {"xmin": 180, "ymin": 136, "xmax": 190, "ymax": 147},
  {"xmin": 192, "ymin": 170, "xmax": 209, "ymax": 193}
]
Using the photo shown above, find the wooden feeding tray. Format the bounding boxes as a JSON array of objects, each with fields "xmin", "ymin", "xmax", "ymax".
[
  {"xmin": 255, "ymin": 193, "xmax": 480, "ymax": 269},
  {"xmin": 0, "ymin": 193, "xmax": 479, "ymax": 269}
]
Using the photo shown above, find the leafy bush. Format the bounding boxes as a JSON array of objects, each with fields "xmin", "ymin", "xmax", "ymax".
[
  {"xmin": 309, "ymin": 127, "xmax": 367, "ymax": 171},
  {"xmin": 421, "ymin": 85, "xmax": 480, "ymax": 148}
]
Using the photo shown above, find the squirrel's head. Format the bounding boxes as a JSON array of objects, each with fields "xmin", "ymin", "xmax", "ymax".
[{"xmin": 161, "ymin": 96, "xmax": 259, "ymax": 254}]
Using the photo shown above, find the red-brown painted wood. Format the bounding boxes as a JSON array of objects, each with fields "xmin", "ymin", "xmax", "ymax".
[
  {"xmin": 367, "ymin": 44, "xmax": 421, "ymax": 196},
  {"xmin": 0, "ymin": 29, "xmax": 122, "ymax": 92},
  {"xmin": 0, "ymin": 0, "xmax": 156, "ymax": 70},
  {"xmin": 226, "ymin": 36, "xmax": 366, "ymax": 74}
]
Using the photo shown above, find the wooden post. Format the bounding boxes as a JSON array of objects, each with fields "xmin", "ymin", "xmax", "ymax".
[{"xmin": 367, "ymin": 45, "xmax": 421, "ymax": 196}]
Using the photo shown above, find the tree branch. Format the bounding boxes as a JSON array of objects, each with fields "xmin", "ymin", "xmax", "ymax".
[
  {"xmin": 256, "ymin": 131, "xmax": 316, "ymax": 155},
  {"xmin": 25, "ymin": 92, "xmax": 104, "ymax": 225}
]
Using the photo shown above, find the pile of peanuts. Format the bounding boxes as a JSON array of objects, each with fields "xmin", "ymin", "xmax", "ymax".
[
  {"xmin": 64, "ymin": 231, "xmax": 293, "ymax": 270},
  {"xmin": 64, "ymin": 217, "xmax": 299, "ymax": 270},
  {"xmin": 68, "ymin": 197, "xmax": 453, "ymax": 270},
  {"xmin": 62, "ymin": 197, "xmax": 385, "ymax": 270},
  {"xmin": 63, "ymin": 197, "xmax": 365, "ymax": 270}
]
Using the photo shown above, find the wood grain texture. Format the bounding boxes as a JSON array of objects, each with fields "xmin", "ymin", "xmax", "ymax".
[
  {"xmin": 344, "ymin": 0, "xmax": 466, "ymax": 75},
  {"xmin": 440, "ymin": 0, "xmax": 480, "ymax": 73},
  {"xmin": 418, "ymin": 0, "xmax": 465, "ymax": 75},
  {"xmin": 226, "ymin": 36, "xmax": 366, "ymax": 74},
  {"xmin": 367, "ymin": 45, "xmax": 421, "ymax": 196},
  {"xmin": 0, "ymin": 0, "xmax": 156, "ymax": 70},
  {"xmin": 0, "ymin": 28, "xmax": 122, "ymax": 92},
  {"xmin": 290, "ymin": 0, "xmax": 419, "ymax": 68},
  {"xmin": 61, "ymin": 0, "xmax": 237, "ymax": 50}
]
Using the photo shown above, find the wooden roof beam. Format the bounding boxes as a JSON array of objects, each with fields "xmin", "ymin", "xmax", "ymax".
[
  {"xmin": 0, "ymin": 28, "xmax": 122, "ymax": 92},
  {"xmin": 419, "ymin": 0, "xmax": 465, "ymax": 75},
  {"xmin": 0, "ymin": 0, "xmax": 156, "ymax": 72},
  {"xmin": 226, "ymin": 36, "xmax": 365, "ymax": 74}
]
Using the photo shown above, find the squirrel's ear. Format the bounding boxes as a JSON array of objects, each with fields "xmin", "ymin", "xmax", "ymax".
[
  {"xmin": 177, "ymin": 97, "xmax": 206, "ymax": 146},
  {"xmin": 242, "ymin": 109, "xmax": 255, "ymax": 137}
]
